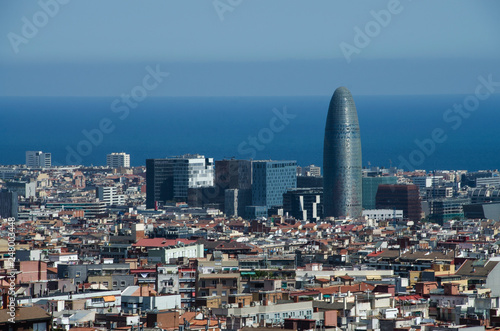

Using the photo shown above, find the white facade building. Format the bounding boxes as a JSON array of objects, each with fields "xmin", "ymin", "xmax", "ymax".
[
  {"xmin": 412, "ymin": 176, "xmax": 443, "ymax": 190},
  {"xmin": 107, "ymin": 152, "xmax": 130, "ymax": 168},
  {"xmin": 148, "ymin": 243, "xmax": 204, "ymax": 264},
  {"xmin": 172, "ymin": 154, "xmax": 214, "ymax": 198},
  {"xmin": 26, "ymin": 151, "xmax": 51, "ymax": 168},
  {"xmin": 363, "ymin": 209, "xmax": 404, "ymax": 221},
  {"xmin": 96, "ymin": 186, "xmax": 125, "ymax": 206}
]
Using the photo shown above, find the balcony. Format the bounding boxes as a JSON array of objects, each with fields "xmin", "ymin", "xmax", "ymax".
[
  {"xmin": 179, "ymin": 278, "xmax": 196, "ymax": 282},
  {"xmin": 179, "ymin": 288, "xmax": 195, "ymax": 292}
]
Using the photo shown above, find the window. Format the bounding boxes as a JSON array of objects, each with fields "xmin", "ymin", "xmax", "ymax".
[
  {"xmin": 113, "ymin": 281, "xmax": 118, "ymax": 287},
  {"xmin": 120, "ymin": 281, "xmax": 126, "ymax": 286},
  {"xmin": 221, "ymin": 291, "xmax": 227, "ymax": 296},
  {"xmin": 75, "ymin": 272, "xmax": 81, "ymax": 277}
]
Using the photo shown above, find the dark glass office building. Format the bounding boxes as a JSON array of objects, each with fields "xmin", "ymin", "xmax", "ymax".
[{"xmin": 323, "ymin": 87, "xmax": 362, "ymax": 218}]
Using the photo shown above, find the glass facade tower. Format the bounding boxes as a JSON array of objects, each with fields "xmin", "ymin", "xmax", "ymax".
[{"xmin": 323, "ymin": 87, "xmax": 362, "ymax": 218}]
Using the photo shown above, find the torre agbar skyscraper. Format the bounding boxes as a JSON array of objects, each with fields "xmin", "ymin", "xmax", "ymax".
[{"xmin": 323, "ymin": 86, "xmax": 362, "ymax": 218}]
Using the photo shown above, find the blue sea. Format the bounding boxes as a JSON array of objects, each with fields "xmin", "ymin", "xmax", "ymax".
[{"xmin": 0, "ymin": 95, "xmax": 499, "ymax": 171}]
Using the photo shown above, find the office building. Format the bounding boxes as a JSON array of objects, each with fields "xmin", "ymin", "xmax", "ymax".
[
  {"xmin": 25, "ymin": 151, "xmax": 51, "ymax": 168},
  {"xmin": 251, "ymin": 160, "xmax": 297, "ymax": 211},
  {"xmin": 323, "ymin": 87, "xmax": 362, "ymax": 218},
  {"xmin": 375, "ymin": 184, "xmax": 422, "ymax": 222},
  {"xmin": 463, "ymin": 202, "xmax": 500, "ymax": 221},
  {"xmin": 298, "ymin": 164, "xmax": 321, "ymax": 177},
  {"xmin": 5, "ymin": 181, "xmax": 36, "ymax": 198},
  {"xmin": 283, "ymin": 188, "xmax": 323, "ymax": 221},
  {"xmin": 0, "ymin": 190, "xmax": 18, "ymax": 219},
  {"xmin": 215, "ymin": 159, "xmax": 252, "ymax": 190},
  {"xmin": 107, "ymin": 152, "xmax": 130, "ymax": 168},
  {"xmin": 189, "ymin": 159, "xmax": 252, "ymax": 216},
  {"xmin": 362, "ymin": 176, "xmax": 398, "ymax": 209},
  {"xmin": 425, "ymin": 197, "xmax": 470, "ymax": 224},
  {"xmin": 146, "ymin": 154, "xmax": 214, "ymax": 208},
  {"xmin": 225, "ymin": 188, "xmax": 252, "ymax": 218}
]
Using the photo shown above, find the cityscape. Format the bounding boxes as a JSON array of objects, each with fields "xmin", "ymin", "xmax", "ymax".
[{"xmin": 1, "ymin": 1, "xmax": 500, "ymax": 331}]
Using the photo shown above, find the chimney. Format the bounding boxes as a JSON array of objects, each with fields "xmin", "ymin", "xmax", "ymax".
[{"xmin": 263, "ymin": 299, "xmax": 268, "ymax": 306}]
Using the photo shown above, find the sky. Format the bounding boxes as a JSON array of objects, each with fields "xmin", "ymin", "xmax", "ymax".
[{"xmin": 1, "ymin": 0, "xmax": 500, "ymax": 96}]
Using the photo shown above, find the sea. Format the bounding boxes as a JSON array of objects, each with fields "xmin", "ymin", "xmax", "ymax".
[{"xmin": 0, "ymin": 94, "xmax": 499, "ymax": 171}]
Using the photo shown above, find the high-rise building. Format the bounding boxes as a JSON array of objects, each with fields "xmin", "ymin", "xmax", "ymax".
[
  {"xmin": 375, "ymin": 184, "xmax": 422, "ymax": 222},
  {"xmin": 362, "ymin": 176, "xmax": 398, "ymax": 209},
  {"xmin": 323, "ymin": 87, "xmax": 362, "ymax": 218},
  {"xmin": 107, "ymin": 152, "xmax": 130, "ymax": 168},
  {"xmin": 146, "ymin": 154, "xmax": 214, "ymax": 209},
  {"xmin": 0, "ymin": 190, "xmax": 18, "ymax": 220},
  {"xmin": 25, "ymin": 151, "xmax": 51, "ymax": 168},
  {"xmin": 251, "ymin": 160, "xmax": 297, "ymax": 210},
  {"xmin": 283, "ymin": 188, "xmax": 323, "ymax": 221},
  {"xmin": 215, "ymin": 159, "xmax": 252, "ymax": 216}
]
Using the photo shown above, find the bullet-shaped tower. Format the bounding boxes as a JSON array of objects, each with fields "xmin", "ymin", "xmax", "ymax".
[{"xmin": 323, "ymin": 86, "xmax": 362, "ymax": 218}]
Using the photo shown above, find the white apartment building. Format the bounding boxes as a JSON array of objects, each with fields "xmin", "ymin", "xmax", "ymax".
[
  {"xmin": 96, "ymin": 186, "xmax": 125, "ymax": 205},
  {"xmin": 26, "ymin": 151, "xmax": 51, "ymax": 168},
  {"xmin": 363, "ymin": 209, "xmax": 404, "ymax": 221},
  {"xmin": 107, "ymin": 152, "xmax": 130, "ymax": 168}
]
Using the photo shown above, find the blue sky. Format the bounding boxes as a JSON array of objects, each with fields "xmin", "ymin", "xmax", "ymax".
[{"xmin": 1, "ymin": 0, "xmax": 500, "ymax": 96}]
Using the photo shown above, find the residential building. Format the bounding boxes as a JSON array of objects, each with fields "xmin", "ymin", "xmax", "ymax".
[
  {"xmin": 26, "ymin": 150, "xmax": 51, "ymax": 168},
  {"xmin": 96, "ymin": 186, "xmax": 125, "ymax": 205},
  {"xmin": 196, "ymin": 273, "xmax": 241, "ymax": 306},
  {"xmin": 107, "ymin": 152, "xmax": 130, "ymax": 168}
]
